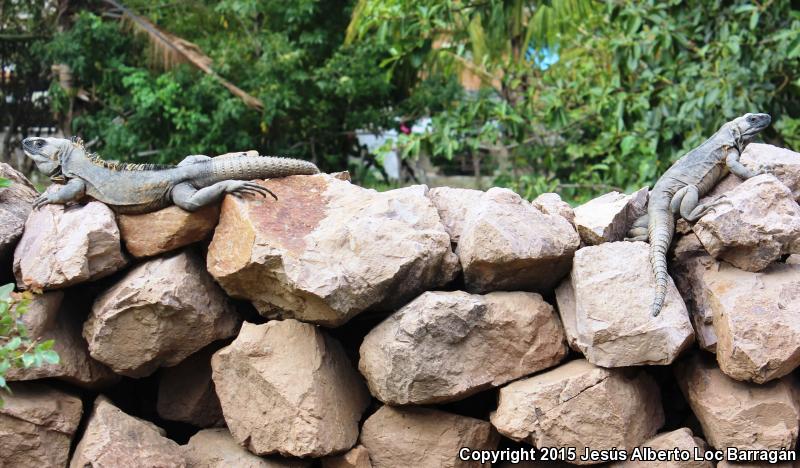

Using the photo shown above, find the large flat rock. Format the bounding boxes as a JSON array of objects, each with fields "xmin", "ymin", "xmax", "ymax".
[
  {"xmin": 117, "ymin": 203, "xmax": 220, "ymax": 258},
  {"xmin": 70, "ymin": 396, "xmax": 185, "ymax": 467},
  {"xmin": 359, "ymin": 290, "xmax": 567, "ymax": 404},
  {"xmin": 207, "ymin": 175, "xmax": 459, "ymax": 326},
  {"xmin": 566, "ymin": 242, "xmax": 694, "ymax": 366},
  {"xmin": 14, "ymin": 197, "xmax": 127, "ymax": 290},
  {"xmin": 694, "ymin": 174, "xmax": 800, "ymax": 272},
  {"xmin": 360, "ymin": 406, "xmax": 499, "ymax": 468},
  {"xmin": 211, "ymin": 320, "xmax": 370, "ymax": 457},
  {"xmin": 85, "ymin": 249, "xmax": 240, "ymax": 377},
  {"xmin": 457, "ymin": 187, "xmax": 579, "ymax": 293},
  {"xmin": 674, "ymin": 352, "xmax": 800, "ymax": 450},
  {"xmin": 491, "ymin": 359, "xmax": 663, "ymax": 465},
  {"xmin": 573, "ymin": 188, "xmax": 647, "ymax": 245},
  {"xmin": 6, "ymin": 291, "xmax": 118, "ymax": 388},
  {"xmin": 703, "ymin": 260, "xmax": 800, "ymax": 383},
  {"xmin": 0, "ymin": 382, "xmax": 83, "ymax": 468},
  {"xmin": 182, "ymin": 428, "xmax": 309, "ymax": 468}
]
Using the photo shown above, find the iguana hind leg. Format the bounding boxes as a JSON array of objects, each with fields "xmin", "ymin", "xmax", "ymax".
[{"xmin": 171, "ymin": 180, "xmax": 276, "ymax": 212}]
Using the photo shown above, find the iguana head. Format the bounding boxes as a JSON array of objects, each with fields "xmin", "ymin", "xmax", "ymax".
[
  {"xmin": 21, "ymin": 137, "xmax": 75, "ymax": 178},
  {"xmin": 728, "ymin": 113, "xmax": 771, "ymax": 148}
]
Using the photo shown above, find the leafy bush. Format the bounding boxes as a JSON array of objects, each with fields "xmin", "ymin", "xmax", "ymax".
[{"xmin": 0, "ymin": 282, "xmax": 60, "ymax": 406}]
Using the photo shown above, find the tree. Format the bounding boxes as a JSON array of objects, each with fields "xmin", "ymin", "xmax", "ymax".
[
  {"xmin": 40, "ymin": 0, "xmax": 402, "ymax": 180},
  {"xmin": 347, "ymin": 0, "xmax": 800, "ymax": 201}
]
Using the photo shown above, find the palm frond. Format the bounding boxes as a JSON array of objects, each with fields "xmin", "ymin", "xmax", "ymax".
[{"xmin": 102, "ymin": 0, "xmax": 263, "ymax": 110}]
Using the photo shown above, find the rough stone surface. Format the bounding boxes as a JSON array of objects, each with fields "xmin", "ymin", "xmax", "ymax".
[
  {"xmin": 610, "ymin": 428, "xmax": 712, "ymax": 468},
  {"xmin": 85, "ymin": 249, "xmax": 240, "ymax": 377},
  {"xmin": 360, "ymin": 406, "xmax": 499, "ymax": 468},
  {"xmin": 71, "ymin": 396, "xmax": 185, "ymax": 468},
  {"xmin": 13, "ymin": 196, "xmax": 127, "ymax": 290},
  {"xmin": 491, "ymin": 359, "xmax": 663, "ymax": 465},
  {"xmin": 182, "ymin": 428, "xmax": 309, "ymax": 468},
  {"xmin": 211, "ymin": 320, "xmax": 370, "ymax": 457},
  {"xmin": 457, "ymin": 187, "xmax": 580, "ymax": 293},
  {"xmin": 427, "ymin": 186, "xmax": 484, "ymax": 244},
  {"xmin": 568, "ymin": 242, "xmax": 694, "ymax": 366},
  {"xmin": 743, "ymin": 144, "xmax": 800, "ymax": 201},
  {"xmin": 207, "ymin": 174, "xmax": 460, "ymax": 326},
  {"xmin": 670, "ymin": 245, "xmax": 718, "ymax": 352},
  {"xmin": 118, "ymin": 203, "xmax": 220, "ymax": 258},
  {"xmin": 703, "ymin": 261, "xmax": 800, "ymax": 383},
  {"xmin": 554, "ymin": 278, "xmax": 581, "ymax": 352},
  {"xmin": 6, "ymin": 291, "xmax": 118, "ymax": 388},
  {"xmin": 532, "ymin": 192, "xmax": 575, "ymax": 226},
  {"xmin": 0, "ymin": 382, "xmax": 82, "ymax": 468},
  {"xmin": 0, "ymin": 163, "xmax": 37, "ymax": 262},
  {"xmin": 157, "ymin": 345, "xmax": 225, "ymax": 427},
  {"xmin": 693, "ymin": 174, "xmax": 800, "ymax": 272},
  {"xmin": 359, "ymin": 290, "xmax": 567, "ymax": 404},
  {"xmin": 573, "ymin": 188, "xmax": 647, "ymax": 245},
  {"xmin": 322, "ymin": 445, "xmax": 372, "ymax": 468},
  {"xmin": 674, "ymin": 352, "xmax": 800, "ymax": 450}
]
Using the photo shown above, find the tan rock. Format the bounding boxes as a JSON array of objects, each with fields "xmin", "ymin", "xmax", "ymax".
[
  {"xmin": 693, "ymin": 174, "xmax": 800, "ymax": 272},
  {"xmin": 0, "ymin": 163, "xmax": 37, "ymax": 262},
  {"xmin": 670, "ymin": 249, "xmax": 719, "ymax": 352},
  {"xmin": 359, "ymin": 290, "xmax": 567, "ymax": 404},
  {"xmin": 182, "ymin": 428, "xmax": 309, "ymax": 468},
  {"xmin": 6, "ymin": 291, "xmax": 118, "ymax": 388},
  {"xmin": 322, "ymin": 445, "xmax": 372, "ymax": 468},
  {"xmin": 788, "ymin": 254, "xmax": 800, "ymax": 265},
  {"xmin": 118, "ymin": 204, "xmax": 220, "ymax": 258},
  {"xmin": 360, "ymin": 406, "xmax": 499, "ymax": 468},
  {"xmin": 13, "ymin": 197, "xmax": 127, "ymax": 290},
  {"xmin": 743, "ymin": 143, "xmax": 800, "ymax": 201},
  {"xmin": 70, "ymin": 396, "xmax": 185, "ymax": 467},
  {"xmin": 211, "ymin": 320, "xmax": 370, "ymax": 457},
  {"xmin": 207, "ymin": 175, "xmax": 459, "ymax": 326},
  {"xmin": 554, "ymin": 278, "xmax": 581, "ymax": 352},
  {"xmin": 532, "ymin": 192, "xmax": 575, "ymax": 226},
  {"xmin": 0, "ymin": 382, "xmax": 82, "ymax": 468},
  {"xmin": 491, "ymin": 359, "xmax": 663, "ymax": 465},
  {"xmin": 573, "ymin": 188, "xmax": 647, "ymax": 245},
  {"xmin": 704, "ymin": 261, "xmax": 800, "ymax": 383},
  {"xmin": 157, "ymin": 345, "xmax": 225, "ymax": 428},
  {"xmin": 457, "ymin": 187, "xmax": 580, "ymax": 293},
  {"xmin": 674, "ymin": 352, "xmax": 800, "ymax": 450},
  {"xmin": 427, "ymin": 186, "xmax": 484, "ymax": 244},
  {"xmin": 85, "ymin": 249, "xmax": 240, "ymax": 377},
  {"xmin": 570, "ymin": 242, "xmax": 694, "ymax": 366},
  {"xmin": 610, "ymin": 428, "xmax": 712, "ymax": 468}
]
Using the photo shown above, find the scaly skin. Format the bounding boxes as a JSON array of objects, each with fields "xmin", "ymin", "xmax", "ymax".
[
  {"xmin": 21, "ymin": 137, "xmax": 319, "ymax": 214},
  {"xmin": 626, "ymin": 113, "xmax": 772, "ymax": 316}
]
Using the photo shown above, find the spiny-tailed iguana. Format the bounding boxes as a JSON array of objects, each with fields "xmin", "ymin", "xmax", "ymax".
[
  {"xmin": 627, "ymin": 113, "xmax": 771, "ymax": 317},
  {"xmin": 22, "ymin": 137, "xmax": 319, "ymax": 214}
]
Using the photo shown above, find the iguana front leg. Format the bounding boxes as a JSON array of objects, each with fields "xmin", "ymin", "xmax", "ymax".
[
  {"xmin": 33, "ymin": 178, "xmax": 86, "ymax": 209},
  {"xmin": 726, "ymin": 147, "xmax": 764, "ymax": 179},
  {"xmin": 171, "ymin": 180, "xmax": 276, "ymax": 212}
]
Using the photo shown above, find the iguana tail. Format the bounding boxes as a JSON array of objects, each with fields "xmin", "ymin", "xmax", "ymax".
[
  {"xmin": 206, "ymin": 155, "xmax": 319, "ymax": 183},
  {"xmin": 647, "ymin": 196, "xmax": 675, "ymax": 317}
]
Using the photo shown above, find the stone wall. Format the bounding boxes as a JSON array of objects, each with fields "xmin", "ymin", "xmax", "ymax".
[{"xmin": 2, "ymin": 143, "xmax": 800, "ymax": 467}]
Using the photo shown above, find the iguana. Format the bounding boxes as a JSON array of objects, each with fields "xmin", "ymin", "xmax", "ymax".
[
  {"xmin": 21, "ymin": 137, "xmax": 319, "ymax": 214},
  {"xmin": 626, "ymin": 113, "xmax": 771, "ymax": 316}
]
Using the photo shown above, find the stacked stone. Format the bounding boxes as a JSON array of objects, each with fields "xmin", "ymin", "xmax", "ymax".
[{"xmin": 0, "ymin": 143, "xmax": 799, "ymax": 467}]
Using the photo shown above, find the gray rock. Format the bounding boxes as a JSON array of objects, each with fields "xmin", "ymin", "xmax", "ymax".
[
  {"xmin": 157, "ymin": 345, "xmax": 225, "ymax": 428},
  {"xmin": 573, "ymin": 188, "xmax": 647, "ymax": 245},
  {"xmin": 427, "ymin": 186, "xmax": 485, "ymax": 244},
  {"xmin": 182, "ymin": 428, "xmax": 310, "ymax": 468},
  {"xmin": 0, "ymin": 163, "xmax": 37, "ymax": 263}
]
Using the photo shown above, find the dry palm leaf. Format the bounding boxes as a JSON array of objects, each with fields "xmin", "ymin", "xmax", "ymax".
[{"xmin": 102, "ymin": 0, "xmax": 263, "ymax": 110}]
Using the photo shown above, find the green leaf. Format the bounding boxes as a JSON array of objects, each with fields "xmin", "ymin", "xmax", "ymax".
[
  {"xmin": 0, "ymin": 284, "xmax": 14, "ymax": 300},
  {"xmin": 788, "ymin": 35, "xmax": 800, "ymax": 59},
  {"xmin": 0, "ymin": 178, "xmax": 10, "ymax": 188},
  {"xmin": 40, "ymin": 350, "xmax": 60, "ymax": 365},
  {"xmin": 21, "ymin": 354, "xmax": 34, "ymax": 368},
  {"xmin": 4, "ymin": 337, "xmax": 21, "ymax": 351}
]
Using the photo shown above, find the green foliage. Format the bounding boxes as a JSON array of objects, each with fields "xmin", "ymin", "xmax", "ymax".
[
  {"xmin": 42, "ymin": 2, "xmax": 400, "ymax": 173},
  {"xmin": 349, "ymin": 0, "xmax": 800, "ymax": 202},
  {"xmin": 0, "ymin": 284, "xmax": 59, "ymax": 406}
]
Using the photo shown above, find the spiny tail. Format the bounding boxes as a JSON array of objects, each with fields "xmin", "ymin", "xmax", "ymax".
[
  {"xmin": 648, "ymin": 210, "xmax": 675, "ymax": 317},
  {"xmin": 208, "ymin": 155, "xmax": 319, "ymax": 183}
]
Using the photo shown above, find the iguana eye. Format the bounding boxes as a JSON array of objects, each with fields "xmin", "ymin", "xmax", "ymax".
[{"xmin": 34, "ymin": 140, "xmax": 45, "ymax": 148}]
